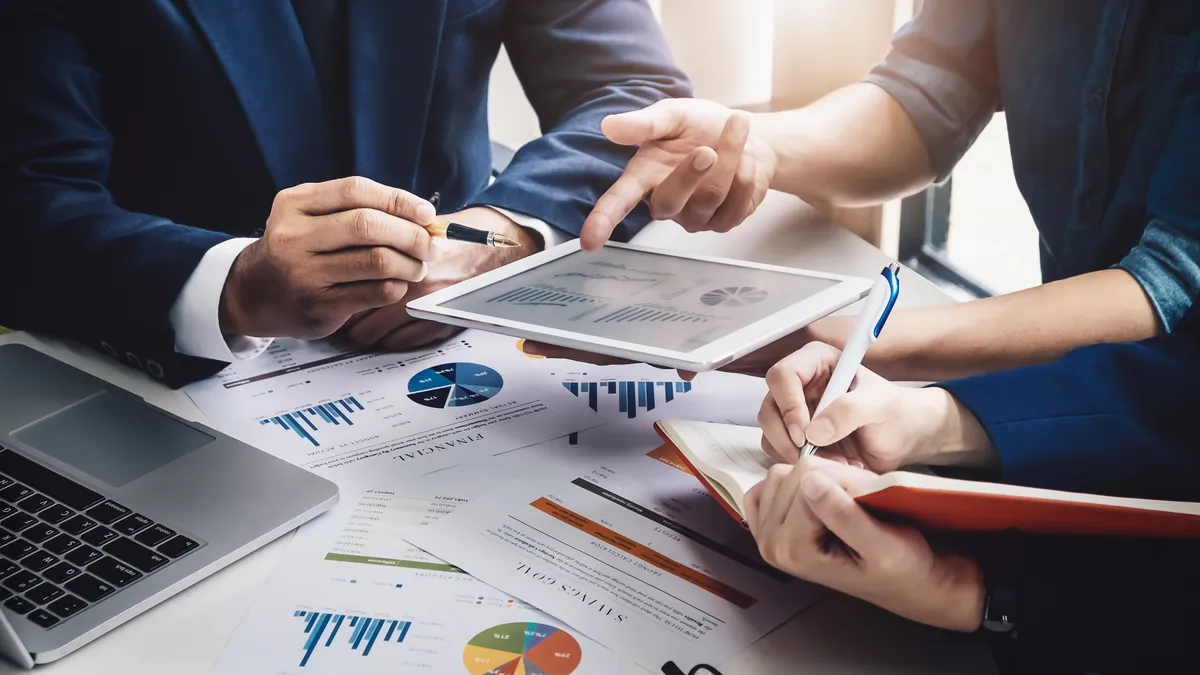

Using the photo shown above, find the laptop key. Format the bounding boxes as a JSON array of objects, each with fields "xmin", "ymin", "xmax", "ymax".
[
  {"xmin": 21, "ymin": 524, "xmax": 58, "ymax": 544},
  {"xmin": 0, "ymin": 451, "xmax": 103, "ymax": 511},
  {"xmin": 1, "ymin": 513, "xmax": 36, "ymax": 532},
  {"xmin": 3, "ymin": 571, "xmax": 40, "ymax": 593},
  {"xmin": 25, "ymin": 582, "xmax": 63, "ymax": 605},
  {"xmin": 0, "ymin": 504, "xmax": 15, "ymax": 519},
  {"xmin": 0, "ymin": 561, "xmax": 17, "ymax": 579},
  {"xmin": 59, "ymin": 515, "xmax": 96, "ymax": 536},
  {"xmin": 47, "ymin": 593, "xmax": 88, "ymax": 619},
  {"xmin": 65, "ymin": 574, "xmax": 114, "ymax": 602},
  {"xmin": 43, "ymin": 562, "xmax": 80, "ymax": 585},
  {"xmin": 88, "ymin": 556, "xmax": 142, "ymax": 587},
  {"xmin": 65, "ymin": 545, "xmax": 101, "ymax": 567},
  {"xmin": 81, "ymin": 527, "xmax": 116, "ymax": 547},
  {"xmin": 103, "ymin": 538, "xmax": 168, "ymax": 573},
  {"xmin": 4, "ymin": 596, "xmax": 34, "ymax": 614},
  {"xmin": 158, "ymin": 535, "xmax": 199, "ymax": 558},
  {"xmin": 22, "ymin": 552, "xmax": 58, "ymax": 573},
  {"xmin": 134, "ymin": 525, "xmax": 175, "ymax": 547},
  {"xmin": 0, "ymin": 588, "xmax": 11, "ymax": 602},
  {"xmin": 17, "ymin": 495, "xmax": 51, "ymax": 514},
  {"xmin": 27, "ymin": 609, "xmax": 59, "ymax": 628},
  {"xmin": 0, "ymin": 531, "xmax": 13, "ymax": 547},
  {"xmin": 0, "ymin": 541, "xmax": 35, "ymax": 561},
  {"xmin": 112, "ymin": 514, "xmax": 152, "ymax": 536},
  {"xmin": 0, "ymin": 476, "xmax": 12, "ymax": 490},
  {"xmin": 39, "ymin": 505, "xmax": 73, "ymax": 525},
  {"xmin": 0, "ymin": 484, "xmax": 32, "ymax": 503},
  {"xmin": 85, "ymin": 501, "xmax": 130, "ymax": 525},
  {"xmin": 44, "ymin": 535, "xmax": 81, "ymax": 556}
]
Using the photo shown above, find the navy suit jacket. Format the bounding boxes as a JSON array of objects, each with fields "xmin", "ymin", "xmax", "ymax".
[
  {"xmin": 941, "ymin": 305, "xmax": 1200, "ymax": 674},
  {"xmin": 0, "ymin": 0, "xmax": 690, "ymax": 387}
]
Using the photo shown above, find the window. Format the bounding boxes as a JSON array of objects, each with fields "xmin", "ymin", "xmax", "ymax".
[{"xmin": 898, "ymin": 114, "xmax": 1042, "ymax": 299}]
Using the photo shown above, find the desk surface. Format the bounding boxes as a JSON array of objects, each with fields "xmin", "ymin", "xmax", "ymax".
[{"xmin": 0, "ymin": 191, "xmax": 996, "ymax": 675}]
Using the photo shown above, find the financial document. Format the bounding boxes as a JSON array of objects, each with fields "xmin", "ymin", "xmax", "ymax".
[
  {"xmin": 185, "ymin": 330, "xmax": 594, "ymax": 491},
  {"xmin": 213, "ymin": 449, "xmax": 641, "ymax": 675},
  {"xmin": 406, "ymin": 424, "xmax": 821, "ymax": 671}
]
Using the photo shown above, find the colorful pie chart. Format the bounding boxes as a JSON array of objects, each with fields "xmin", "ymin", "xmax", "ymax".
[
  {"xmin": 462, "ymin": 622, "xmax": 582, "ymax": 675},
  {"xmin": 407, "ymin": 363, "xmax": 504, "ymax": 409}
]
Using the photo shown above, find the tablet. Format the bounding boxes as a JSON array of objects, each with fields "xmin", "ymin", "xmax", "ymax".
[{"xmin": 407, "ymin": 241, "xmax": 873, "ymax": 372}]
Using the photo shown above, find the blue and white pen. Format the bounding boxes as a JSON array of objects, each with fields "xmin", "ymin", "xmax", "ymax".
[{"xmin": 799, "ymin": 263, "xmax": 901, "ymax": 457}]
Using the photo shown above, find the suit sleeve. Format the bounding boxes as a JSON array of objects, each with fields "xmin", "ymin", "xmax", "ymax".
[
  {"xmin": 468, "ymin": 0, "xmax": 692, "ymax": 241},
  {"xmin": 938, "ymin": 305, "xmax": 1200, "ymax": 500},
  {"xmin": 0, "ymin": 2, "xmax": 231, "ymax": 387}
]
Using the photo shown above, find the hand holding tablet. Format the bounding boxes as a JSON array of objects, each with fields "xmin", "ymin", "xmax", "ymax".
[{"xmin": 406, "ymin": 241, "xmax": 872, "ymax": 373}]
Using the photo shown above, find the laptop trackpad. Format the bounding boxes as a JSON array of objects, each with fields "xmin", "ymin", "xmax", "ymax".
[{"xmin": 13, "ymin": 393, "xmax": 215, "ymax": 488}]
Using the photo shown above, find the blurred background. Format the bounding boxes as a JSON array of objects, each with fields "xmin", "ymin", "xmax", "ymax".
[{"xmin": 488, "ymin": 0, "xmax": 1040, "ymax": 300}]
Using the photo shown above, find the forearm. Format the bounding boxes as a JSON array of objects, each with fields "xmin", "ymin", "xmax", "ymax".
[
  {"xmin": 817, "ymin": 269, "xmax": 1161, "ymax": 382},
  {"xmin": 754, "ymin": 83, "xmax": 935, "ymax": 208}
]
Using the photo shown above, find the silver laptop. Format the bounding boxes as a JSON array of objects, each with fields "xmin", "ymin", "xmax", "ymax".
[{"xmin": 0, "ymin": 344, "xmax": 339, "ymax": 667}]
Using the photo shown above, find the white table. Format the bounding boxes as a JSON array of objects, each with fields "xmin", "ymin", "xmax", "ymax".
[{"xmin": 0, "ymin": 191, "xmax": 997, "ymax": 674}]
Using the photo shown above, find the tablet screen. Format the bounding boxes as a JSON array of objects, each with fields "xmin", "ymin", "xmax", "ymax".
[{"xmin": 441, "ymin": 247, "xmax": 839, "ymax": 352}]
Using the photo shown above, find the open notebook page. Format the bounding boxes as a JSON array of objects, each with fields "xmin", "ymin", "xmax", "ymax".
[{"xmin": 661, "ymin": 421, "xmax": 773, "ymax": 511}]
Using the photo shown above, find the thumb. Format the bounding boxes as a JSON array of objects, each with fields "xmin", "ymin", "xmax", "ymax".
[
  {"xmin": 601, "ymin": 100, "xmax": 683, "ymax": 146},
  {"xmin": 800, "ymin": 470, "xmax": 889, "ymax": 559},
  {"xmin": 805, "ymin": 386, "xmax": 897, "ymax": 447}
]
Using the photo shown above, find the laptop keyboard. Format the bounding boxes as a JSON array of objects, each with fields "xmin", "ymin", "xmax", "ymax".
[{"xmin": 0, "ymin": 447, "xmax": 202, "ymax": 629}]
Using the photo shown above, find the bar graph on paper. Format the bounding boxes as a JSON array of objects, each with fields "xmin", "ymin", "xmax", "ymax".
[
  {"xmin": 562, "ymin": 380, "xmax": 692, "ymax": 419},
  {"xmin": 260, "ymin": 397, "xmax": 365, "ymax": 447},
  {"xmin": 292, "ymin": 610, "xmax": 411, "ymax": 667}
]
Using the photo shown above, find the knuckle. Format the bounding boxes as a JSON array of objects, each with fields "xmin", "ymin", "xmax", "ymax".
[
  {"xmin": 768, "ymin": 463, "xmax": 791, "ymax": 481},
  {"xmin": 350, "ymin": 209, "xmax": 379, "ymax": 242},
  {"xmin": 375, "ymin": 280, "xmax": 409, "ymax": 304},
  {"xmin": 341, "ymin": 176, "xmax": 367, "ymax": 202},
  {"xmin": 365, "ymin": 246, "xmax": 392, "ymax": 274}
]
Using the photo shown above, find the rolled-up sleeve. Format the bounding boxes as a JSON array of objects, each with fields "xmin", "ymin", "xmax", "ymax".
[
  {"xmin": 863, "ymin": 0, "xmax": 1000, "ymax": 182},
  {"xmin": 1116, "ymin": 84, "xmax": 1200, "ymax": 331}
]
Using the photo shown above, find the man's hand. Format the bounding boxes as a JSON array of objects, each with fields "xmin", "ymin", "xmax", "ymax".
[
  {"xmin": 580, "ymin": 98, "xmax": 777, "ymax": 250},
  {"xmin": 220, "ymin": 177, "xmax": 435, "ymax": 339},
  {"xmin": 759, "ymin": 342, "xmax": 994, "ymax": 469},
  {"xmin": 744, "ymin": 457, "xmax": 985, "ymax": 632},
  {"xmin": 341, "ymin": 207, "xmax": 540, "ymax": 351}
]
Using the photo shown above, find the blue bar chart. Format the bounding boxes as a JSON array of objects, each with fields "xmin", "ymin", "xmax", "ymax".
[
  {"xmin": 260, "ymin": 397, "xmax": 365, "ymax": 447},
  {"xmin": 293, "ymin": 610, "xmax": 412, "ymax": 667},
  {"xmin": 562, "ymin": 380, "xmax": 692, "ymax": 418}
]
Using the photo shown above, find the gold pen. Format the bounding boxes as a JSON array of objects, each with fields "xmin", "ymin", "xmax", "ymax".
[{"xmin": 425, "ymin": 220, "xmax": 521, "ymax": 248}]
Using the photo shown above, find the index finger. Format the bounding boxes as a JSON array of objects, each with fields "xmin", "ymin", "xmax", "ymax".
[
  {"xmin": 286, "ymin": 176, "xmax": 436, "ymax": 225},
  {"xmin": 581, "ymin": 169, "xmax": 651, "ymax": 251},
  {"xmin": 764, "ymin": 342, "xmax": 845, "ymax": 448}
]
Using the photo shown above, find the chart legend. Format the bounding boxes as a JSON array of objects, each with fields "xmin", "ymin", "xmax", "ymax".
[
  {"xmin": 292, "ymin": 610, "xmax": 411, "ymax": 667},
  {"xmin": 462, "ymin": 622, "xmax": 581, "ymax": 675},
  {"xmin": 260, "ymin": 397, "xmax": 365, "ymax": 447},
  {"xmin": 562, "ymin": 380, "xmax": 691, "ymax": 418}
]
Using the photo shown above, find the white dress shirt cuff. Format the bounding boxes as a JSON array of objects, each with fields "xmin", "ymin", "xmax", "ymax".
[
  {"xmin": 169, "ymin": 237, "xmax": 274, "ymax": 362},
  {"xmin": 485, "ymin": 206, "xmax": 568, "ymax": 249}
]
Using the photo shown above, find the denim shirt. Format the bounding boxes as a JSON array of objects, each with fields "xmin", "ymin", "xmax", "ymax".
[{"xmin": 865, "ymin": 0, "xmax": 1200, "ymax": 329}]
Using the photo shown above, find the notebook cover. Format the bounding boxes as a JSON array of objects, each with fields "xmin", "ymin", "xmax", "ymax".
[
  {"xmin": 653, "ymin": 423, "xmax": 750, "ymax": 530},
  {"xmin": 857, "ymin": 485, "xmax": 1200, "ymax": 539}
]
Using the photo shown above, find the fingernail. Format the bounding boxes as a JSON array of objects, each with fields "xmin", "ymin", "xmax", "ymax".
[
  {"xmin": 850, "ymin": 459, "xmax": 865, "ymax": 470},
  {"xmin": 692, "ymin": 150, "xmax": 716, "ymax": 172},
  {"xmin": 415, "ymin": 202, "xmax": 436, "ymax": 224},
  {"xmin": 522, "ymin": 342, "xmax": 541, "ymax": 356},
  {"xmin": 801, "ymin": 474, "xmax": 829, "ymax": 501},
  {"xmin": 787, "ymin": 423, "xmax": 805, "ymax": 447},
  {"xmin": 807, "ymin": 418, "xmax": 833, "ymax": 445}
]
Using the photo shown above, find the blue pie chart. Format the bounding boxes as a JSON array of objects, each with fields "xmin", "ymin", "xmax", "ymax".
[{"xmin": 406, "ymin": 362, "xmax": 504, "ymax": 409}]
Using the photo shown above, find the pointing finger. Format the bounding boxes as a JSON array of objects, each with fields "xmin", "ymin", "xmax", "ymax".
[{"xmin": 649, "ymin": 146, "xmax": 718, "ymax": 221}]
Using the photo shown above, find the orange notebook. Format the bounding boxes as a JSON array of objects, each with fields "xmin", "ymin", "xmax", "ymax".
[{"xmin": 653, "ymin": 419, "xmax": 1200, "ymax": 538}]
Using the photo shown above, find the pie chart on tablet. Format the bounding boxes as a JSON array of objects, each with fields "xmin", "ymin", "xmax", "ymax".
[
  {"xmin": 407, "ymin": 363, "xmax": 504, "ymax": 409},
  {"xmin": 462, "ymin": 622, "xmax": 582, "ymax": 675}
]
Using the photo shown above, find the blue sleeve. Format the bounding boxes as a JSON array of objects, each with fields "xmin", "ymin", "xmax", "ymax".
[
  {"xmin": 862, "ymin": 0, "xmax": 999, "ymax": 182},
  {"xmin": 938, "ymin": 306, "xmax": 1200, "ymax": 501},
  {"xmin": 0, "ymin": 2, "xmax": 229, "ymax": 387},
  {"xmin": 1116, "ymin": 68, "xmax": 1200, "ymax": 330},
  {"xmin": 468, "ymin": 0, "xmax": 692, "ymax": 241}
]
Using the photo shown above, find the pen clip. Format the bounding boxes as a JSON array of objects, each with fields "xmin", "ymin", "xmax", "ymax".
[
  {"xmin": 872, "ymin": 264, "xmax": 900, "ymax": 338},
  {"xmin": 429, "ymin": 191, "xmax": 441, "ymax": 211}
]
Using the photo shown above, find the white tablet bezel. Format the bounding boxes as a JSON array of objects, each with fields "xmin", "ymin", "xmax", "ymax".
[{"xmin": 407, "ymin": 240, "xmax": 873, "ymax": 372}]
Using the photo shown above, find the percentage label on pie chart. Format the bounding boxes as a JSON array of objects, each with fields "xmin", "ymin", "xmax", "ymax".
[
  {"xmin": 462, "ymin": 622, "xmax": 582, "ymax": 675},
  {"xmin": 700, "ymin": 286, "xmax": 768, "ymax": 307},
  {"xmin": 407, "ymin": 363, "xmax": 504, "ymax": 409}
]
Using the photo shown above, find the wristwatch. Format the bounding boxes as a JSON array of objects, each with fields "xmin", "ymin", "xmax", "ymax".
[{"xmin": 981, "ymin": 573, "xmax": 1018, "ymax": 635}]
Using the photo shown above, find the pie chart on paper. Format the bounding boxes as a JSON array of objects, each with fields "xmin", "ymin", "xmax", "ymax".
[
  {"xmin": 461, "ymin": 622, "xmax": 582, "ymax": 675},
  {"xmin": 406, "ymin": 363, "xmax": 504, "ymax": 409}
]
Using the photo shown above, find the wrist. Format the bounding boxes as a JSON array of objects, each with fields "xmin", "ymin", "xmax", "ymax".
[
  {"xmin": 218, "ymin": 243, "xmax": 256, "ymax": 336},
  {"xmin": 926, "ymin": 554, "xmax": 986, "ymax": 633},
  {"xmin": 913, "ymin": 388, "xmax": 997, "ymax": 469}
]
